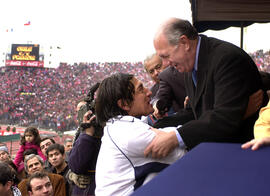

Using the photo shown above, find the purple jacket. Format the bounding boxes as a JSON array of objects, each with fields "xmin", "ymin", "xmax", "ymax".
[{"xmin": 68, "ymin": 133, "xmax": 101, "ymax": 196}]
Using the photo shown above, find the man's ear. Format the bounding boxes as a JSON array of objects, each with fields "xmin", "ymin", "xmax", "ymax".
[
  {"xmin": 179, "ymin": 35, "xmax": 190, "ymax": 50},
  {"xmin": 5, "ymin": 181, "xmax": 12, "ymax": 191},
  {"xmin": 28, "ymin": 191, "xmax": 33, "ymax": 196},
  {"xmin": 117, "ymin": 99, "xmax": 130, "ymax": 111}
]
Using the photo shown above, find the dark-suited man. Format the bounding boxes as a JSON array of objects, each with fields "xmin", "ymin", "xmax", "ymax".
[
  {"xmin": 144, "ymin": 54, "xmax": 187, "ymax": 124},
  {"xmin": 144, "ymin": 18, "xmax": 268, "ymax": 158}
]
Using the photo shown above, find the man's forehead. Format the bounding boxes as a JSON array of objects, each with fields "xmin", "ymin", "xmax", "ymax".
[
  {"xmin": 27, "ymin": 157, "xmax": 40, "ymax": 166},
  {"xmin": 41, "ymin": 139, "xmax": 51, "ymax": 145},
  {"xmin": 148, "ymin": 56, "xmax": 162, "ymax": 67},
  {"xmin": 48, "ymin": 149, "xmax": 60, "ymax": 155},
  {"xmin": 31, "ymin": 177, "xmax": 50, "ymax": 186}
]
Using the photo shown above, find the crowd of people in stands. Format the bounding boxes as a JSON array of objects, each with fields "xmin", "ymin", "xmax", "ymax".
[
  {"xmin": 250, "ymin": 49, "xmax": 270, "ymax": 72},
  {"xmin": 0, "ymin": 62, "xmax": 153, "ymax": 132},
  {"xmin": 0, "ymin": 49, "xmax": 269, "ymax": 132}
]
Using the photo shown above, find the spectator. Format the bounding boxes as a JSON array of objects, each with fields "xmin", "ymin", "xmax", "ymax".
[
  {"xmin": 94, "ymin": 73, "xmax": 186, "ymax": 196},
  {"xmin": 0, "ymin": 145, "xmax": 11, "ymax": 162},
  {"xmin": 26, "ymin": 172, "xmax": 54, "ymax": 196},
  {"xmin": 3, "ymin": 160, "xmax": 21, "ymax": 187},
  {"xmin": 13, "ymin": 127, "xmax": 46, "ymax": 173},
  {"xmin": 46, "ymin": 144, "xmax": 71, "ymax": 195},
  {"xmin": 64, "ymin": 138, "xmax": 73, "ymax": 162},
  {"xmin": 18, "ymin": 154, "xmax": 66, "ymax": 196},
  {"xmin": 40, "ymin": 137, "xmax": 55, "ymax": 172},
  {"xmin": 68, "ymin": 110, "xmax": 102, "ymax": 196},
  {"xmin": 0, "ymin": 162, "xmax": 22, "ymax": 196}
]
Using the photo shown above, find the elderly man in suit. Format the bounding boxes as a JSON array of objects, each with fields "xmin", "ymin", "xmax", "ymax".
[{"xmin": 144, "ymin": 18, "xmax": 268, "ymax": 158}]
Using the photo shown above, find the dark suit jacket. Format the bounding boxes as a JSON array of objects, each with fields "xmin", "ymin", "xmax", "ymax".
[
  {"xmin": 157, "ymin": 66, "xmax": 186, "ymax": 111},
  {"xmin": 154, "ymin": 35, "xmax": 268, "ymax": 149}
]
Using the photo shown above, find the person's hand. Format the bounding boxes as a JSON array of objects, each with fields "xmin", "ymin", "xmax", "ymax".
[
  {"xmin": 184, "ymin": 96, "xmax": 189, "ymax": 109},
  {"xmin": 241, "ymin": 137, "xmax": 270, "ymax": 150},
  {"xmin": 83, "ymin": 111, "xmax": 95, "ymax": 123},
  {"xmin": 83, "ymin": 111, "xmax": 96, "ymax": 136},
  {"xmin": 144, "ymin": 128, "xmax": 178, "ymax": 158},
  {"xmin": 152, "ymin": 104, "xmax": 166, "ymax": 119},
  {"xmin": 244, "ymin": 89, "xmax": 263, "ymax": 119},
  {"xmin": 68, "ymin": 171, "xmax": 91, "ymax": 188}
]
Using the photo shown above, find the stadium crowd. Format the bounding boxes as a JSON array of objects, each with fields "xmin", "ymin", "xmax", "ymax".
[
  {"xmin": 0, "ymin": 49, "xmax": 269, "ymax": 132},
  {"xmin": 0, "ymin": 62, "xmax": 152, "ymax": 132}
]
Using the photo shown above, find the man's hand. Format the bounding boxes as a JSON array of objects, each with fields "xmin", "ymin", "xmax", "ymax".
[
  {"xmin": 83, "ymin": 111, "xmax": 96, "ymax": 136},
  {"xmin": 244, "ymin": 89, "xmax": 263, "ymax": 119},
  {"xmin": 241, "ymin": 137, "xmax": 270, "ymax": 150},
  {"xmin": 68, "ymin": 171, "xmax": 91, "ymax": 188},
  {"xmin": 144, "ymin": 128, "xmax": 178, "ymax": 159},
  {"xmin": 152, "ymin": 104, "xmax": 166, "ymax": 119},
  {"xmin": 184, "ymin": 96, "xmax": 189, "ymax": 109}
]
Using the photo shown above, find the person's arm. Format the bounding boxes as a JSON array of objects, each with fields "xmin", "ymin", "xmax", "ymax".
[
  {"xmin": 69, "ymin": 111, "xmax": 101, "ymax": 174},
  {"xmin": 152, "ymin": 78, "xmax": 175, "ymax": 119},
  {"xmin": 13, "ymin": 144, "xmax": 25, "ymax": 168},
  {"xmin": 144, "ymin": 128, "xmax": 179, "ymax": 158}
]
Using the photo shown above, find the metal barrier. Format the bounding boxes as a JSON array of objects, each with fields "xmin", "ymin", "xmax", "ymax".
[{"xmin": 0, "ymin": 134, "xmax": 21, "ymax": 156}]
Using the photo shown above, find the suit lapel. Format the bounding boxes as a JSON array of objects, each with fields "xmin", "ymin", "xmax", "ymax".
[{"xmin": 193, "ymin": 35, "xmax": 208, "ymax": 109}]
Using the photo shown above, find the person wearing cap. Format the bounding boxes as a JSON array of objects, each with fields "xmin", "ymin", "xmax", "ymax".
[{"xmin": 0, "ymin": 145, "xmax": 11, "ymax": 162}]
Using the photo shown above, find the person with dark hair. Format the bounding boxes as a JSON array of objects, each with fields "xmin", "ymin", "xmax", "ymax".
[
  {"xmin": 144, "ymin": 53, "xmax": 187, "ymax": 122},
  {"xmin": 144, "ymin": 18, "xmax": 268, "ymax": 158},
  {"xmin": 18, "ymin": 154, "xmax": 66, "ymax": 196},
  {"xmin": 0, "ymin": 162, "xmax": 21, "ymax": 196},
  {"xmin": 13, "ymin": 127, "xmax": 46, "ymax": 173},
  {"xmin": 68, "ymin": 109, "xmax": 102, "ymax": 196},
  {"xmin": 46, "ymin": 144, "xmax": 71, "ymax": 195},
  {"xmin": 40, "ymin": 138, "xmax": 55, "ymax": 157},
  {"xmin": 40, "ymin": 137, "xmax": 55, "ymax": 172},
  {"xmin": 94, "ymin": 73, "xmax": 186, "ymax": 196},
  {"xmin": 4, "ymin": 160, "xmax": 21, "ymax": 186},
  {"xmin": 46, "ymin": 144, "xmax": 68, "ymax": 176},
  {"xmin": 26, "ymin": 172, "xmax": 53, "ymax": 196}
]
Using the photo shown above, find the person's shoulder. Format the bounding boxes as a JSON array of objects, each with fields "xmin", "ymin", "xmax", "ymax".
[
  {"xmin": 48, "ymin": 172, "xmax": 65, "ymax": 180},
  {"xmin": 18, "ymin": 178, "xmax": 27, "ymax": 188}
]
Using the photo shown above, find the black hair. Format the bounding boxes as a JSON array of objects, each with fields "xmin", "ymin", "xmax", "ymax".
[
  {"xmin": 23, "ymin": 149, "xmax": 38, "ymax": 161},
  {"xmin": 21, "ymin": 127, "xmax": 41, "ymax": 145},
  {"xmin": 95, "ymin": 73, "xmax": 135, "ymax": 124},
  {"xmin": 0, "ymin": 162, "xmax": 13, "ymax": 186},
  {"xmin": 4, "ymin": 160, "xmax": 20, "ymax": 185},
  {"xmin": 46, "ymin": 143, "xmax": 65, "ymax": 156},
  {"xmin": 40, "ymin": 137, "xmax": 55, "ymax": 144}
]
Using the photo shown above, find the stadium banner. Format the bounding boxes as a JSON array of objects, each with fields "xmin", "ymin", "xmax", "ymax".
[
  {"xmin": 5, "ymin": 60, "xmax": 44, "ymax": 67},
  {"xmin": 6, "ymin": 44, "xmax": 44, "ymax": 68}
]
